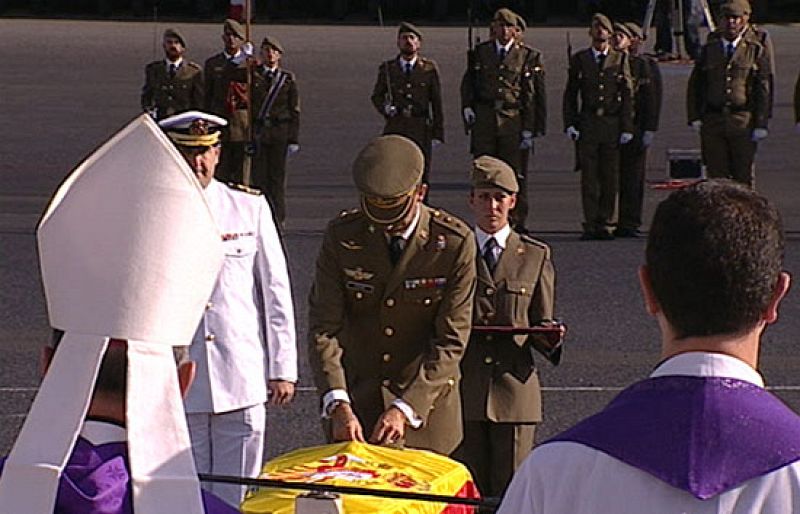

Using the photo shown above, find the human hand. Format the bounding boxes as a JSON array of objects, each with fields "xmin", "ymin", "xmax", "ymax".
[
  {"xmin": 463, "ymin": 107, "xmax": 476, "ymax": 125},
  {"xmin": 751, "ymin": 128, "xmax": 768, "ymax": 142},
  {"xmin": 619, "ymin": 132, "xmax": 634, "ymax": 145},
  {"xmin": 566, "ymin": 126, "xmax": 580, "ymax": 141},
  {"xmin": 642, "ymin": 131, "xmax": 655, "ymax": 147},
  {"xmin": 287, "ymin": 143, "xmax": 300, "ymax": 156},
  {"xmin": 690, "ymin": 120, "xmax": 702, "ymax": 133},
  {"xmin": 330, "ymin": 402, "xmax": 365, "ymax": 442},
  {"xmin": 267, "ymin": 380, "xmax": 295, "ymax": 405},
  {"xmin": 369, "ymin": 406, "xmax": 406, "ymax": 445}
]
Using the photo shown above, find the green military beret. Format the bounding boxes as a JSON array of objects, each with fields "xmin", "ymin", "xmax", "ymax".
[
  {"xmin": 471, "ymin": 155, "xmax": 518, "ymax": 194},
  {"xmin": 163, "ymin": 28, "xmax": 186, "ymax": 47},
  {"xmin": 624, "ymin": 22, "xmax": 644, "ymax": 40},
  {"xmin": 223, "ymin": 18, "xmax": 245, "ymax": 39},
  {"xmin": 353, "ymin": 135, "xmax": 424, "ymax": 225},
  {"xmin": 398, "ymin": 21, "xmax": 423, "ymax": 39},
  {"xmin": 613, "ymin": 22, "xmax": 633, "ymax": 39},
  {"xmin": 591, "ymin": 13, "xmax": 613, "ymax": 32},
  {"xmin": 261, "ymin": 35, "xmax": 284, "ymax": 53},
  {"xmin": 516, "ymin": 13, "xmax": 527, "ymax": 32},
  {"xmin": 721, "ymin": 0, "xmax": 751, "ymax": 16},
  {"xmin": 493, "ymin": 8, "xmax": 518, "ymax": 26}
]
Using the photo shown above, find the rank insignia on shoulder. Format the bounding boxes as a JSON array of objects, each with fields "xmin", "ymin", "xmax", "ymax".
[
  {"xmin": 405, "ymin": 277, "xmax": 447, "ymax": 290},
  {"xmin": 435, "ymin": 234, "xmax": 447, "ymax": 251},
  {"xmin": 226, "ymin": 182, "xmax": 261, "ymax": 195},
  {"xmin": 344, "ymin": 267, "xmax": 374, "ymax": 281},
  {"xmin": 517, "ymin": 246, "xmax": 525, "ymax": 255},
  {"xmin": 340, "ymin": 240, "xmax": 363, "ymax": 251}
]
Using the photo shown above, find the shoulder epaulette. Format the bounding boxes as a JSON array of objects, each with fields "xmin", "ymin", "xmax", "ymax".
[
  {"xmin": 519, "ymin": 232, "xmax": 550, "ymax": 249},
  {"xmin": 430, "ymin": 208, "xmax": 470, "ymax": 237},
  {"xmin": 226, "ymin": 182, "xmax": 262, "ymax": 195},
  {"xmin": 331, "ymin": 208, "xmax": 362, "ymax": 224},
  {"xmin": 186, "ymin": 61, "xmax": 202, "ymax": 70}
]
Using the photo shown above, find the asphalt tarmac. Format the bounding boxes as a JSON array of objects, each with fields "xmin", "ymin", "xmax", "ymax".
[{"xmin": 2, "ymin": 19, "xmax": 800, "ymax": 463}]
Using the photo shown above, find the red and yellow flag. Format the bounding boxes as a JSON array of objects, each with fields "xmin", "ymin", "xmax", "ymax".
[{"xmin": 241, "ymin": 442, "xmax": 479, "ymax": 514}]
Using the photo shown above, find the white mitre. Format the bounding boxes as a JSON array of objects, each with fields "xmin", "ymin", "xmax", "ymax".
[{"xmin": 0, "ymin": 114, "xmax": 223, "ymax": 514}]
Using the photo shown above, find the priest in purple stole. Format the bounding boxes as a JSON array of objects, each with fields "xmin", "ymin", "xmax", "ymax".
[{"xmin": 498, "ymin": 178, "xmax": 800, "ymax": 514}]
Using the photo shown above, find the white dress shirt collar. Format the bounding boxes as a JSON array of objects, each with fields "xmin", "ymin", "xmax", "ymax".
[
  {"xmin": 165, "ymin": 57, "xmax": 183, "ymax": 69},
  {"xmin": 722, "ymin": 33, "xmax": 744, "ymax": 49},
  {"xmin": 592, "ymin": 47, "xmax": 609, "ymax": 60},
  {"xmin": 495, "ymin": 40, "xmax": 514, "ymax": 55},
  {"xmin": 475, "ymin": 224, "xmax": 512, "ymax": 251},
  {"xmin": 223, "ymin": 49, "xmax": 241, "ymax": 60},
  {"xmin": 398, "ymin": 55, "xmax": 418, "ymax": 68},
  {"xmin": 80, "ymin": 420, "xmax": 127, "ymax": 445},
  {"xmin": 651, "ymin": 351, "xmax": 764, "ymax": 387}
]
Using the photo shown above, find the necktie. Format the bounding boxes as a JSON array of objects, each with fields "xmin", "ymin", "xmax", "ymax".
[
  {"xmin": 498, "ymin": 47, "xmax": 507, "ymax": 60},
  {"xmin": 265, "ymin": 68, "xmax": 273, "ymax": 80},
  {"xmin": 168, "ymin": 63, "xmax": 177, "ymax": 78},
  {"xmin": 483, "ymin": 237, "xmax": 499, "ymax": 273},
  {"xmin": 726, "ymin": 42, "xmax": 735, "ymax": 59},
  {"xmin": 404, "ymin": 62, "xmax": 412, "ymax": 75},
  {"xmin": 597, "ymin": 53, "xmax": 606, "ymax": 67},
  {"xmin": 389, "ymin": 236, "xmax": 405, "ymax": 266}
]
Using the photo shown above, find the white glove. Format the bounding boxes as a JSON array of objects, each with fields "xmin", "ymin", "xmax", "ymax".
[
  {"xmin": 690, "ymin": 120, "xmax": 702, "ymax": 133},
  {"xmin": 751, "ymin": 128, "xmax": 768, "ymax": 142},
  {"xmin": 519, "ymin": 130, "xmax": 534, "ymax": 150},
  {"xmin": 619, "ymin": 132, "xmax": 634, "ymax": 145},
  {"xmin": 566, "ymin": 126, "xmax": 580, "ymax": 141},
  {"xmin": 463, "ymin": 107, "xmax": 476, "ymax": 125},
  {"xmin": 432, "ymin": 139, "xmax": 443, "ymax": 148},
  {"xmin": 287, "ymin": 144, "xmax": 300, "ymax": 156},
  {"xmin": 231, "ymin": 42, "xmax": 253, "ymax": 64},
  {"xmin": 641, "ymin": 131, "xmax": 655, "ymax": 147},
  {"xmin": 383, "ymin": 104, "xmax": 398, "ymax": 117},
  {"xmin": 146, "ymin": 108, "xmax": 158, "ymax": 120}
]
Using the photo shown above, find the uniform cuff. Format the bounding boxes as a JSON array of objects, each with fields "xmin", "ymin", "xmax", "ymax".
[
  {"xmin": 391, "ymin": 399, "xmax": 423, "ymax": 429},
  {"xmin": 321, "ymin": 389, "xmax": 351, "ymax": 418}
]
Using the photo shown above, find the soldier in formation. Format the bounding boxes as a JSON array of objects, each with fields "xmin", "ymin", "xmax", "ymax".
[
  {"xmin": 141, "ymin": 28, "xmax": 204, "ymax": 121},
  {"xmin": 563, "ymin": 13, "xmax": 633, "ymax": 240},
  {"xmin": 371, "ymin": 22, "xmax": 444, "ymax": 188}
]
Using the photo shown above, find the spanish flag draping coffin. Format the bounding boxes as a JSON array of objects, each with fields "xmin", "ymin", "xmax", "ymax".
[{"xmin": 241, "ymin": 442, "xmax": 479, "ymax": 514}]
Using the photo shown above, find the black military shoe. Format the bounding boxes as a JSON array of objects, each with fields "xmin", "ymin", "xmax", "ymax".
[{"xmin": 614, "ymin": 227, "xmax": 641, "ymax": 238}]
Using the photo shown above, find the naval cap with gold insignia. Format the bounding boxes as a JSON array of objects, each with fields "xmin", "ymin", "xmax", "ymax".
[
  {"xmin": 353, "ymin": 135, "xmax": 424, "ymax": 225},
  {"xmin": 163, "ymin": 27, "xmax": 187, "ymax": 47},
  {"xmin": 0, "ymin": 114, "xmax": 223, "ymax": 514},
  {"xmin": 591, "ymin": 13, "xmax": 614, "ymax": 32},
  {"xmin": 158, "ymin": 110, "xmax": 227, "ymax": 148},
  {"xmin": 398, "ymin": 21, "xmax": 423, "ymax": 39},
  {"xmin": 471, "ymin": 155, "xmax": 519, "ymax": 194}
]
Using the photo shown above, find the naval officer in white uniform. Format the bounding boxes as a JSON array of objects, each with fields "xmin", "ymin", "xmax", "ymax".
[{"xmin": 159, "ymin": 111, "xmax": 298, "ymax": 508}]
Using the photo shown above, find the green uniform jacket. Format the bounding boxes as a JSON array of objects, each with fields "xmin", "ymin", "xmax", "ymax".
[
  {"xmin": 370, "ymin": 56, "xmax": 444, "ymax": 143},
  {"xmin": 140, "ymin": 59, "xmax": 203, "ymax": 120},
  {"xmin": 204, "ymin": 52, "xmax": 249, "ymax": 141},
  {"xmin": 563, "ymin": 47, "xmax": 634, "ymax": 136},
  {"xmin": 462, "ymin": 231, "xmax": 554, "ymax": 423},
  {"xmin": 629, "ymin": 54, "xmax": 661, "ymax": 134},
  {"xmin": 460, "ymin": 40, "xmax": 547, "ymax": 137},
  {"xmin": 309, "ymin": 206, "xmax": 477, "ymax": 455},
  {"xmin": 249, "ymin": 67, "xmax": 300, "ymax": 145},
  {"xmin": 687, "ymin": 35, "xmax": 770, "ymax": 129}
]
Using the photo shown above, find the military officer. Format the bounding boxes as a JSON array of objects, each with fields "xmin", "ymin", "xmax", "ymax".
[
  {"xmin": 613, "ymin": 22, "xmax": 661, "ymax": 238},
  {"xmin": 454, "ymin": 156, "xmax": 556, "ymax": 497},
  {"xmin": 461, "ymin": 7, "xmax": 546, "ymax": 219},
  {"xmin": 308, "ymin": 135, "xmax": 477, "ymax": 456},
  {"xmin": 249, "ymin": 36, "xmax": 300, "ymax": 226},
  {"xmin": 159, "ymin": 111, "xmax": 298, "ymax": 508},
  {"xmin": 687, "ymin": 0, "xmax": 770, "ymax": 187},
  {"xmin": 564, "ymin": 13, "xmax": 633, "ymax": 240},
  {"xmin": 141, "ymin": 28, "xmax": 204, "ymax": 121},
  {"xmin": 370, "ymin": 22, "xmax": 444, "ymax": 187},
  {"xmin": 204, "ymin": 19, "xmax": 250, "ymax": 183}
]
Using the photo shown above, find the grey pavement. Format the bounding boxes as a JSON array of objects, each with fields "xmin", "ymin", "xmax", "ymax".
[{"xmin": 2, "ymin": 20, "xmax": 800, "ymax": 462}]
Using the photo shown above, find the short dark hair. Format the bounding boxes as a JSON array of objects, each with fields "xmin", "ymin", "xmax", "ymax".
[
  {"xmin": 646, "ymin": 180, "xmax": 784, "ymax": 338},
  {"xmin": 50, "ymin": 330, "xmax": 190, "ymax": 400}
]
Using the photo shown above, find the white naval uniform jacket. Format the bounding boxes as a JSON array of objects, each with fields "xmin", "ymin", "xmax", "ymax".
[{"xmin": 185, "ymin": 179, "xmax": 297, "ymax": 414}]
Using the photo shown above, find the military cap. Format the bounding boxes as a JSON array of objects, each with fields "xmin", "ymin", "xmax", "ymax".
[
  {"xmin": 493, "ymin": 8, "xmax": 518, "ymax": 26},
  {"xmin": 158, "ymin": 110, "xmax": 227, "ymax": 147},
  {"xmin": 591, "ymin": 13, "xmax": 613, "ymax": 32},
  {"xmin": 398, "ymin": 21, "xmax": 423, "ymax": 39},
  {"xmin": 720, "ymin": 0, "xmax": 751, "ymax": 16},
  {"xmin": 353, "ymin": 135, "xmax": 424, "ymax": 225},
  {"xmin": 516, "ymin": 13, "xmax": 527, "ymax": 32},
  {"xmin": 624, "ymin": 21, "xmax": 644, "ymax": 40},
  {"xmin": 471, "ymin": 155, "xmax": 518, "ymax": 194},
  {"xmin": 261, "ymin": 35, "xmax": 284, "ymax": 53},
  {"xmin": 163, "ymin": 28, "xmax": 186, "ymax": 47},
  {"xmin": 223, "ymin": 18, "xmax": 245, "ymax": 39},
  {"xmin": 613, "ymin": 22, "xmax": 633, "ymax": 39}
]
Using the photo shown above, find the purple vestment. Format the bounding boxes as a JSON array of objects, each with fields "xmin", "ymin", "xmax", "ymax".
[
  {"xmin": 0, "ymin": 437, "xmax": 237, "ymax": 514},
  {"xmin": 548, "ymin": 376, "xmax": 800, "ymax": 499}
]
